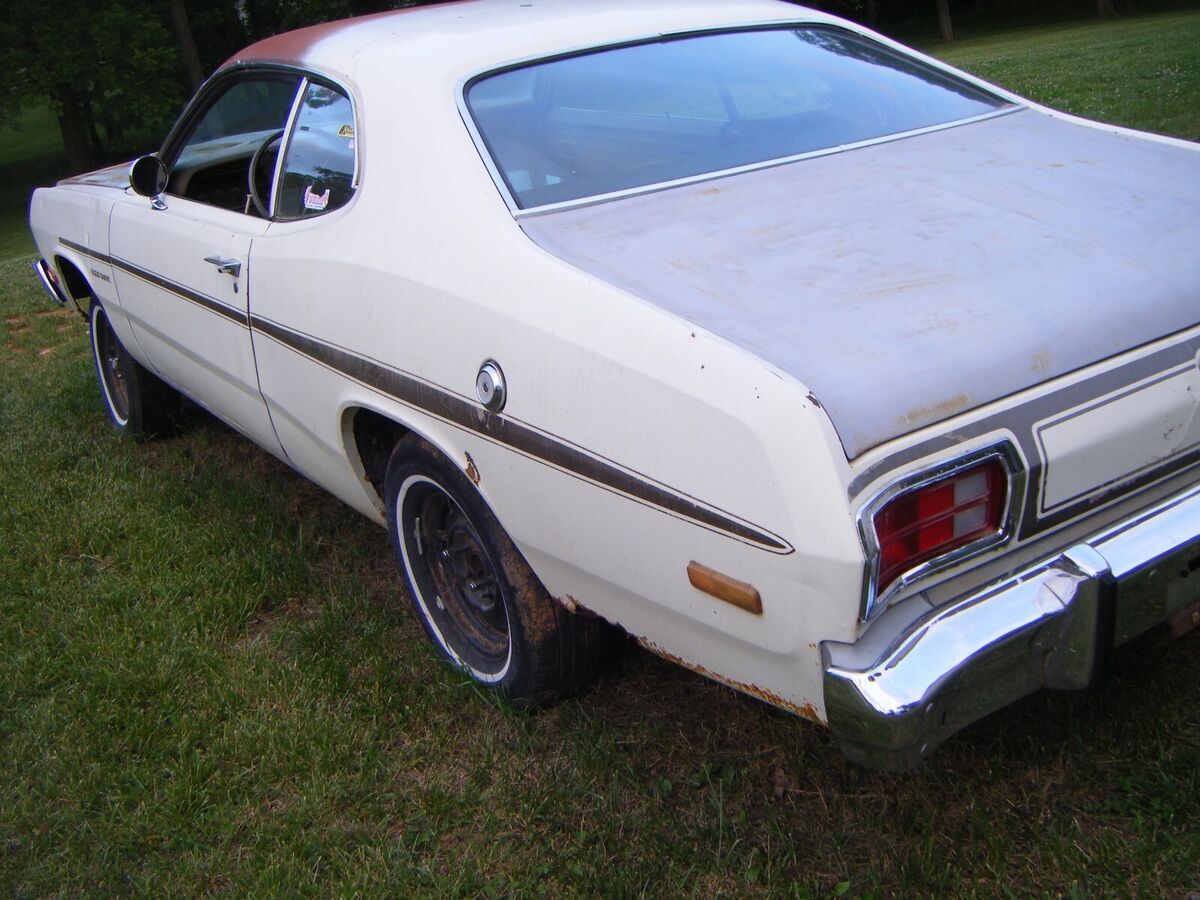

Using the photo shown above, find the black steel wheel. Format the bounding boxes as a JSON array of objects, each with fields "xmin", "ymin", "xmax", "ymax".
[
  {"xmin": 89, "ymin": 301, "xmax": 182, "ymax": 441},
  {"xmin": 386, "ymin": 436, "xmax": 609, "ymax": 704},
  {"xmin": 401, "ymin": 474, "xmax": 512, "ymax": 679}
]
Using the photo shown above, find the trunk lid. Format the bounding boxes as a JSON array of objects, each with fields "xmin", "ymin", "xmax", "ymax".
[{"xmin": 520, "ymin": 109, "xmax": 1200, "ymax": 459}]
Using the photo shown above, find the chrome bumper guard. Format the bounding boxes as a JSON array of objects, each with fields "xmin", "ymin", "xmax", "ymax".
[
  {"xmin": 823, "ymin": 482, "xmax": 1200, "ymax": 770},
  {"xmin": 33, "ymin": 259, "xmax": 70, "ymax": 307}
]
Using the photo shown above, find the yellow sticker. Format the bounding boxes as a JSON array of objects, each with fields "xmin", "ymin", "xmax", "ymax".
[{"xmin": 337, "ymin": 124, "xmax": 354, "ymax": 138}]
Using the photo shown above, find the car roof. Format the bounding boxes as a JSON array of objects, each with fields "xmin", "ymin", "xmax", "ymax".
[{"xmin": 223, "ymin": 0, "xmax": 840, "ymax": 84}]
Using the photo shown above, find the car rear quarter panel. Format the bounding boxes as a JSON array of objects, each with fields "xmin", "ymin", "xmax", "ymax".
[{"xmin": 246, "ymin": 59, "xmax": 868, "ymax": 720}]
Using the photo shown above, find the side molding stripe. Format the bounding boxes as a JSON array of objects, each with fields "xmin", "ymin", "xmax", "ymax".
[
  {"xmin": 252, "ymin": 315, "xmax": 793, "ymax": 553},
  {"xmin": 58, "ymin": 236, "xmax": 791, "ymax": 552},
  {"xmin": 61, "ymin": 237, "xmax": 113, "ymax": 265},
  {"xmin": 60, "ymin": 238, "xmax": 248, "ymax": 327}
]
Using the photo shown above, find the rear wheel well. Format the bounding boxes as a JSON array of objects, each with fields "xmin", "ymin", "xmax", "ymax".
[{"xmin": 351, "ymin": 407, "xmax": 410, "ymax": 500}]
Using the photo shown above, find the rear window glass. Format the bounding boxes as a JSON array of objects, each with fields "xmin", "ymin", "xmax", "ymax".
[{"xmin": 466, "ymin": 27, "xmax": 1009, "ymax": 209}]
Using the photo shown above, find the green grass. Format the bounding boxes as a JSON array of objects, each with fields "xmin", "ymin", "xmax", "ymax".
[
  {"xmin": 3, "ymin": 11, "xmax": 1200, "ymax": 896},
  {"xmin": 1, "ymin": 258, "xmax": 1197, "ymax": 894},
  {"xmin": 921, "ymin": 10, "xmax": 1200, "ymax": 140}
]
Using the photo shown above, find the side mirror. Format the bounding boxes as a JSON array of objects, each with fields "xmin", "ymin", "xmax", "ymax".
[{"xmin": 129, "ymin": 155, "xmax": 168, "ymax": 199}]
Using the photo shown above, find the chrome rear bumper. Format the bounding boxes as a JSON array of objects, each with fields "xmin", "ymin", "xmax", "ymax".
[{"xmin": 823, "ymin": 482, "xmax": 1200, "ymax": 770}]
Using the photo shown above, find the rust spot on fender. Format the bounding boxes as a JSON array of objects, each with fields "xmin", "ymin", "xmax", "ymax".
[
  {"xmin": 637, "ymin": 638, "xmax": 824, "ymax": 724},
  {"xmin": 898, "ymin": 393, "xmax": 971, "ymax": 428},
  {"xmin": 497, "ymin": 536, "xmax": 562, "ymax": 652},
  {"xmin": 554, "ymin": 594, "xmax": 606, "ymax": 621},
  {"xmin": 805, "ymin": 391, "xmax": 823, "ymax": 410},
  {"xmin": 1029, "ymin": 349, "xmax": 1051, "ymax": 374},
  {"xmin": 464, "ymin": 452, "xmax": 480, "ymax": 486},
  {"xmin": 557, "ymin": 594, "xmax": 582, "ymax": 614}
]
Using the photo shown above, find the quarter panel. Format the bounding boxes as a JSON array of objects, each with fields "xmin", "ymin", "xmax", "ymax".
[{"xmin": 246, "ymin": 162, "xmax": 865, "ymax": 715}]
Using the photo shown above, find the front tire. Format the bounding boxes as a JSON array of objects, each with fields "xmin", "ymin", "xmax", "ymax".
[
  {"xmin": 385, "ymin": 437, "xmax": 608, "ymax": 705},
  {"xmin": 89, "ymin": 301, "xmax": 181, "ymax": 441}
]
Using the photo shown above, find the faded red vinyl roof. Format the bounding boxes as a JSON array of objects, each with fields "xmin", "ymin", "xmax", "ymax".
[
  {"xmin": 215, "ymin": 1, "xmax": 840, "ymax": 89},
  {"xmin": 221, "ymin": 1, "xmax": 479, "ymax": 68}
]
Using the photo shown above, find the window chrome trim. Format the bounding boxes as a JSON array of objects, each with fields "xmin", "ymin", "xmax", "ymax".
[
  {"xmin": 455, "ymin": 21, "xmax": 1020, "ymax": 217},
  {"xmin": 270, "ymin": 76, "xmax": 309, "ymax": 218},
  {"xmin": 517, "ymin": 109, "xmax": 1020, "ymax": 219},
  {"xmin": 856, "ymin": 440, "xmax": 1027, "ymax": 624}
]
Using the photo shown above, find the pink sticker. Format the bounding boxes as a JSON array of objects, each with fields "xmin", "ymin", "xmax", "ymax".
[{"xmin": 303, "ymin": 185, "xmax": 330, "ymax": 211}]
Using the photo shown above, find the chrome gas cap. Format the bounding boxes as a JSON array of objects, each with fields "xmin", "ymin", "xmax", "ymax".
[{"xmin": 475, "ymin": 360, "xmax": 506, "ymax": 412}]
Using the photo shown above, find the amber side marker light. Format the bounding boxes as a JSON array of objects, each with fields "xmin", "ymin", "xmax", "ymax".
[
  {"xmin": 873, "ymin": 456, "xmax": 1008, "ymax": 595},
  {"xmin": 687, "ymin": 561, "xmax": 763, "ymax": 614}
]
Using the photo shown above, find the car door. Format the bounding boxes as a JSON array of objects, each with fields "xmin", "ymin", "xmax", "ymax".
[{"xmin": 109, "ymin": 73, "xmax": 303, "ymax": 454}]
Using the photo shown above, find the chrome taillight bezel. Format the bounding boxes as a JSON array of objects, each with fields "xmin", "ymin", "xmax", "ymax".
[{"xmin": 856, "ymin": 440, "xmax": 1026, "ymax": 623}]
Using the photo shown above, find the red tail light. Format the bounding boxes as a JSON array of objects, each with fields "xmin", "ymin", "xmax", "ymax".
[{"xmin": 873, "ymin": 457, "xmax": 1008, "ymax": 595}]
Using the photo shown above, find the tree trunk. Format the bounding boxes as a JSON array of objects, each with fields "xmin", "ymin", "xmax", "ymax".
[
  {"xmin": 84, "ymin": 105, "xmax": 104, "ymax": 160},
  {"xmin": 55, "ymin": 89, "xmax": 97, "ymax": 173},
  {"xmin": 58, "ymin": 106, "xmax": 96, "ymax": 173},
  {"xmin": 937, "ymin": 0, "xmax": 955, "ymax": 41},
  {"xmin": 1096, "ymin": 0, "xmax": 1118, "ymax": 18},
  {"xmin": 170, "ymin": 0, "xmax": 206, "ymax": 91}
]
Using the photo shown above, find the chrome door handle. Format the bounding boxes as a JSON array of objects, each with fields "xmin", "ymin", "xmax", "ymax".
[{"xmin": 203, "ymin": 256, "xmax": 242, "ymax": 278}]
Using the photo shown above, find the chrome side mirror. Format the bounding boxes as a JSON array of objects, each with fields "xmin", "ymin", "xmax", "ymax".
[{"xmin": 129, "ymin": 155, "xmax": 168, "ymax": 207}]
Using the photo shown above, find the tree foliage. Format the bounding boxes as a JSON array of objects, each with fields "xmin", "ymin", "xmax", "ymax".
[
  {"xmin": 1, "ymin": 1, "xmax": 185, "ymax": 169},
  {"xmin": 0, "ymin": 0, "xmax": 1182, "ymax": 173}
]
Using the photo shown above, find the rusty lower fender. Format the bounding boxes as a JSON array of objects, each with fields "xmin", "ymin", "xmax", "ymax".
[{"xmin": 637, "ymin": 637, "xmax": 823, "ymax": 723}]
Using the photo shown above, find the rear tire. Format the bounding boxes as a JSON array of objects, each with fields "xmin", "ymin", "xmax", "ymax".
[
  {"xmin": 385, "ymin": 436, "xmax": 608, "ymax": 705},
  {"xmin": 89, "ymin": 301, "xmax": 181, "ymax": 441}
]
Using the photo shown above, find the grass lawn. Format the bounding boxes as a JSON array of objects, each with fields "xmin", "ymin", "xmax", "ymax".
[
  {"xmin": 920, "ymin": 9, "xmax": 1200, "ymax": 140},
  {"xmin": 2, "ymin": 11, "xmax": 1199, "ymax": 897}
]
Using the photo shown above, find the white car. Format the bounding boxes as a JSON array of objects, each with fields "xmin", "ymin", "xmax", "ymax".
[{"xmin": 29, "ymin": 0, "xmax": 1200, "ymax": 769}]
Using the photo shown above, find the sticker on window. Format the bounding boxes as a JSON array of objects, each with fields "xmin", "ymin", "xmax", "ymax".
[
  {"xmin": 303, "ymin": 185, "xmax": 331, "ymax": 211},
  {"xmin": 338, "ymin": 124, "xmax": 354, "ymax": 138}
]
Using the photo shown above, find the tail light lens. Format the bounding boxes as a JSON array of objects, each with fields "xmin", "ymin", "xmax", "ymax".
[{"xmin": 872, "ymin": 457, "xmax": 1008, "ymax": 595}]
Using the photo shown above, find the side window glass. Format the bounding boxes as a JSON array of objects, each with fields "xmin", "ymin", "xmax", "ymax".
[
  {"xmin": 276, "ymin": 83, "xmax": 357, "ymax": 219},
  {"xmin": 168, "ymin": 76, "xmax": 302, "ymax": 212}
]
